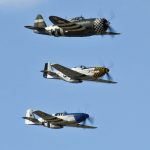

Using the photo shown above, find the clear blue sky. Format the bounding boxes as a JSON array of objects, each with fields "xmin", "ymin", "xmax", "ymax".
[{"xmin": 0, "ymin": 0, "xmax": 150, "ymax": 150}]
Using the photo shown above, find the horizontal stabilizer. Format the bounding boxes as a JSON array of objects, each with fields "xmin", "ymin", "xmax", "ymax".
[
  {"xmin": 41, "ymin": 70, "xmax": 58, "ymax": 77},
  {"xmin": 22, "ymin": 117, "xmax": 41, "ymax": 125},
  {"xmin": 66, "ymin": 123, "xmax": 97, "ymax": 129},
  {"xmin": 41, "ymin": 63, "xmax": 59, "ymax": 78},
  {"xmin": 24, "ymin": 26, "xmax": 45, "ymax": 31}
]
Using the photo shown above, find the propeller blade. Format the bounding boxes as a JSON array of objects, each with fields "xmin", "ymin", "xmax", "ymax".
[
  {"xmin": 87, "ymin": 117, "xmax": 94, "ymax": 125},
  {"xmin": 81, "ymin": 116, "xmax": 94, "ymax": 125},
  {"xmin": 108, "ymin": 26, "xmax": 116, "ymax": 33},
  {"xmin": 82, "ymin": 120, "xmax": 86, "ymax": 125},
  {"xmin": 97, "ymin": 9, "xmax": 115, "ymax": 20},
  {"xmin": 106, "ymin": 72, "xmax": 113, "ymax": 81},
  {"xmin": 107, "ymin": 25, "xmax": 119, "ymax": 38}
]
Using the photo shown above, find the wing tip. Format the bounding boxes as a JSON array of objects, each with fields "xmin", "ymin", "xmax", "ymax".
[
  {"xmin": 24, "ymin": 25, "xmax": 32, "ymax": 29},
  {"xmin": 91, "ymin": 126, "xmax": 97, "ymax": 129},
  {"xmin": 111, "ymin": 81, "xmax": 117, "ymax": 84},
  {"xmin": 105, "ymin": 32, "xmax": 121, "ymax": 35}
]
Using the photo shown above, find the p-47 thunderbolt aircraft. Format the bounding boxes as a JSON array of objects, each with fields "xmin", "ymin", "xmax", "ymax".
[
  {"xmin": 25, "ymin": 14, "xmax": 120, "ymax": 37},
  {"xmin": 41, "ymin": 63, "xmax": 117, "ymax": 84},
  {"xmin": 23, "ymin": 109, "xmax": 96, "ymax": 129}
]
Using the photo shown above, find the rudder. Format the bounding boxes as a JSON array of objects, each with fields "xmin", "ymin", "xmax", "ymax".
[
  {"xmin": 42, "ymin": 63, "xmax": 54, "ymax": 78},
  {"xmin": 24, "ymin": 109, "xmax": 36, "ymax": 125}
]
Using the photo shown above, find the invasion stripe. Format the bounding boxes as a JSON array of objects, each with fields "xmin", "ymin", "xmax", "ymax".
[
  {"xmin": 62, "ymin": 25, "xmax": 83, "ymax": 30},
  {"xmin": 34, "ymin": 19, "xmax": 44, "ymax": 23},
  {"xmin": 65, "ymin": 27, "xmax": 85, "ymax": 32},
  {"xmin": 57, "ymin": 22, "xmax": 77, "ymax": 27},
  {"xmin": 50, "ymin": 119, "xmax": 63, "ymax": 122},
  {"xmin": 44, "ymin": 117, "xmax": 62, "ymax": 122}
]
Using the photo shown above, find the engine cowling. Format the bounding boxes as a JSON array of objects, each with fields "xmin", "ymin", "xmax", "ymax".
[{"xmin": 93, "ymin": 18, "xmax": 109, "ymax": 34}]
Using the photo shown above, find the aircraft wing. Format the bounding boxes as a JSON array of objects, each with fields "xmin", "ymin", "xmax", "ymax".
[
  {"xmin": 51, "ymin": 64, "xmax": 84, "ymax": 79},
  {"xmin": 104, "ymin": 32, "xmax": 121, "ymax": 35},
  {"xmin": 85, "ymin": 77, "xmax": 117, "ymax": 84},
  {"xmin": 65, "ymin": 123, "xmax": 97, "ymax": 129},
  {"xmin": 24, "ymin": 26, "xmax": 45, "ymax": 31},
  {"xmin": 78, "ymin": 73, "xmax": 117, "ymax": 84},
  {"xmin": 49, "ymin": 16, "xmax": 86, "ymax": 31},
  {"xmin": 33, "ymin": 110, "xmax": 63, "ymax": 123},
  {"xmin": 49, "ymin": 16, "xmax": 70, "ymax": 24}
]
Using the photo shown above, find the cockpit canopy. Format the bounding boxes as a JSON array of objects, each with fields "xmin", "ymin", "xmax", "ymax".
[
  {"xmin": 74, "ymin": 65, "xmax": 88, "ymax": 69},
  {"xmin": 70, "ymin": 16, "xmax": 85, "ymax": 22},
  {"xmin": 55, "ymin": 112, "xmax": 67, "ymax": 116},
  {"xmin": 79, "ymin": 65, "xmax": 87, "ymax": 69}
]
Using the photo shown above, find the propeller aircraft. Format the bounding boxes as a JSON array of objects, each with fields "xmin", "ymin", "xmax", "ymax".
[
  {"xmin": 25, "ymin": 14, "xmax": 120, "ymax": 37},
  {"xmin": 41, "ymin": 63, "xmax": 117, "ymax": 84},
  {"xmin": 23, "ymin": 109, "xmax": 96, "ymax": 129}
]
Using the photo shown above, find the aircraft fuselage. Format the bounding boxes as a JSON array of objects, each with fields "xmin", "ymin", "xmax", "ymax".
[{"xmin": 33, "ymin": 18, "xmax": 109, "ymax": 37}]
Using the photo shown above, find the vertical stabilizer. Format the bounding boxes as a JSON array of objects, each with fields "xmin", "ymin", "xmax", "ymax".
[
  {"xmin": 24, "ymin": 109, "xmax": 36, "ymax": 125},
  {"xmin": 42, "ymin": 63, "xmax": 54, "ymax": 78},
  {"xmin": 34, "ymin": 14, "xmax": 47, "ymax": 28}
]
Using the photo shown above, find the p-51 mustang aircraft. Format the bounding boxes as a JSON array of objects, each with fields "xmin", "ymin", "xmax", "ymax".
[
  {"xmin": 41, "ymin": 63, "xmax": 117, "ymax": 84},
  {"xmin": 25, "ymin": 14, "xmax": 120, "ymax": 37},
  {"xmin": 23, "ymin": 109, "xmax": 96, "ymax": 129}
]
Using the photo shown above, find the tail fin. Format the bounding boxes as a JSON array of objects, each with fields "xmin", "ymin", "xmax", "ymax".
[
  {"xmin": 23, "ymin": 109, "xmax": 36, "ymax": 125},
  {"xmin": 34, "ymin": 14, "xmax": 47, "ymax": 28},
  {"xmin": 41, "ymin": 63, "xmax": 54, "ymax": 78}
]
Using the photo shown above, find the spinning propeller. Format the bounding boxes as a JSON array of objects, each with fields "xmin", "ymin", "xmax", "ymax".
[
  {"xmin": 103, "ymin": 67, "xmax": 113, "ymax": 81},
  {"xmin": 98, "ymin": 10, "xmax": 119, "ymax": 36},
  {"xmin": 102, "ymin": 64, "xmax": 114, "ymax": 81},
  {"xmin": 108, "ymin": 25, "xmax": 116, "ymax": 33},
  {"xmin": 82, "ymin": 116, "xmax": 94, "ymax": 125},
  {"xmin": 104, "ymin": 19, "xmax": 118, "ymax": 37},
  {"xmin": 106, "ymin": 70, "xmax": 113, "ymax": 81}
]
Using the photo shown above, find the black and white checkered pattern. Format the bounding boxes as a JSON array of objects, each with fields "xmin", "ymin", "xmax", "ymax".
[{"xmin": 93, "ymin": 19, "xmax": 105, "ymax": 34}]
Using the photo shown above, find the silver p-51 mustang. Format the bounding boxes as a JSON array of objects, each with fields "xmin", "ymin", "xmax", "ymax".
[
  {"xmin": 23, "ymin": 109, "xmax": 96, "ymax": 129},
  {"xmin": 41, "ymin": 63, "xmax": 117, "ymax": 84}
]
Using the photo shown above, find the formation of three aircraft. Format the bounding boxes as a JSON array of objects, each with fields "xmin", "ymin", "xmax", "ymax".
[{"xmin": 23, "ymin": 14, "xmax": 120, "ymax": 129}]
